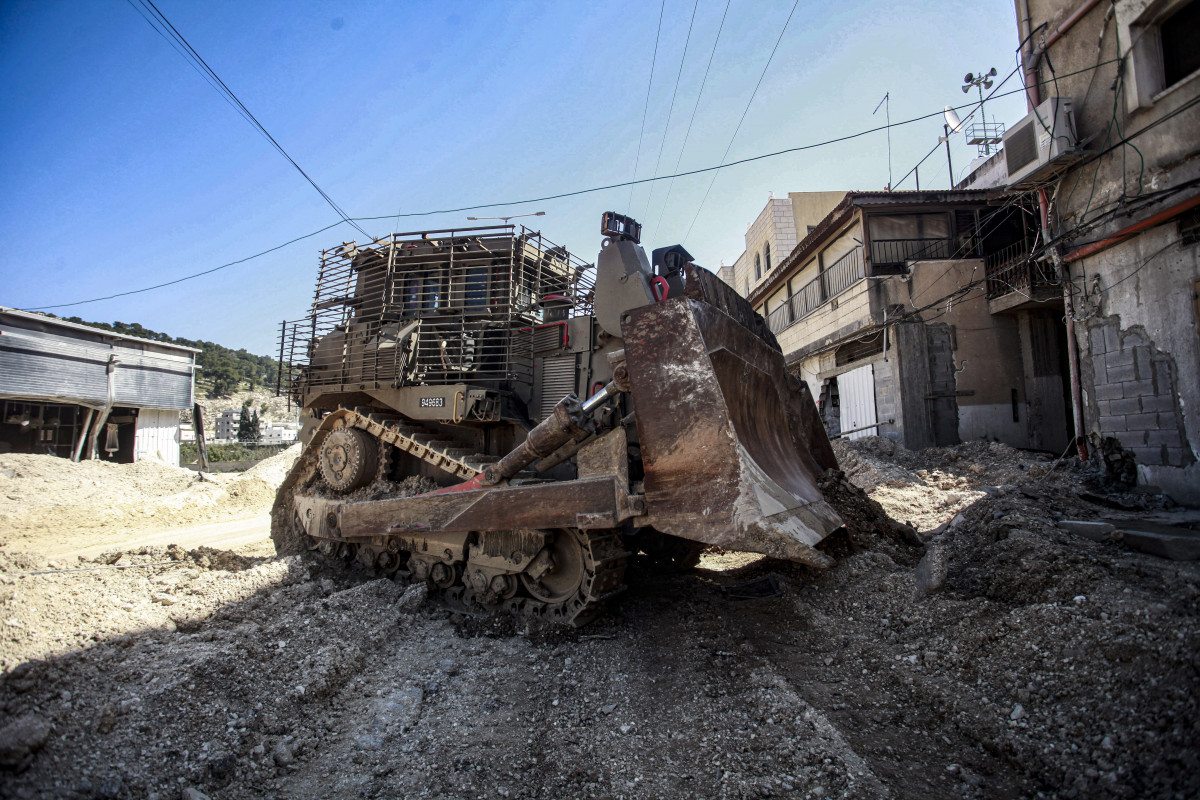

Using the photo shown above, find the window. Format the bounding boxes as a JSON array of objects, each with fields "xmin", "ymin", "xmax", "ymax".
[
  {"xmin": 765, "ymin": 243, "xmax": 772, "ymax": 272},
  {"xmin": 754, "ymin": 253, "xmax": 762, "ymax": 280},
  {"xmin": 1162, "ymin": 1, "xmax": 1200, "ymax": 86},
  {"xmin": 1122, "ymin": 0, "xmax": 1200, "ymax": 109}
]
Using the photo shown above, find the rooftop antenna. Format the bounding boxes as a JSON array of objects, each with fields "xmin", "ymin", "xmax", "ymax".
[
  {"xmin": 873, "ymin": 92, "xmax": 892, "ymax": 190},
  {"xmin": 939, "ymin": 106, "xmax": 965, "ymax": 187}
]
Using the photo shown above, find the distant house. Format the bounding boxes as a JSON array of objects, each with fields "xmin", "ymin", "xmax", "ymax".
[
  {"xmin": 0, "ymin": 308, "xmax": 197, "ymax": 465},
  {"xmin": 260, "ymin": 422, "xmax": 301, "ymax": 445},
  {"xmin": 214, "ymin": 409, "xmax": 242, "ymax": 441}
]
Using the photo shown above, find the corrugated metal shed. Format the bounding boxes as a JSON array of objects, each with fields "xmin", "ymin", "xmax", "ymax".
[{"xmin": 0, "ymin": 308, "xmax": 197, "ymax": 411}]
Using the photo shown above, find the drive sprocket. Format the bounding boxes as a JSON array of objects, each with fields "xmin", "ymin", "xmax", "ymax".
[{"xmin": 318, "ymin": 427, "xmax": 380, "ymax": 493}]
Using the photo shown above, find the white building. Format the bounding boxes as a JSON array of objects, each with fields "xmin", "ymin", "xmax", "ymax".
[{"xmin": 260, "ymin": 422, "xmax": 300, "ymax": 445}]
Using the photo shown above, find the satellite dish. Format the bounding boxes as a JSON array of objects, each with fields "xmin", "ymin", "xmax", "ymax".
[{"xmin": 944, "ymin": 106, "xmax": 963, "ymax": 132}]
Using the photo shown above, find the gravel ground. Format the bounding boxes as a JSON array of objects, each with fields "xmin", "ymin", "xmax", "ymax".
[{"xmin": 1, "ymin": 438, "xmax": 1197, "ymax": 799}]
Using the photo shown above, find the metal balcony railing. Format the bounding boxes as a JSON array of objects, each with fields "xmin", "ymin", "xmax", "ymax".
[
  {"xmin": 985, "ymin": 238, "xmax": 1055, "ymax": 299},
  {"xmin": 869, "ymin": 237, "xmax": 955, "ymax": 268},
  {"xmin": 765, "ymin": 247, "xmax": 865, "ymax": 334}
]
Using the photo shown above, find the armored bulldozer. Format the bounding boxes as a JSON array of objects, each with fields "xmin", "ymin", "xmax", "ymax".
[{"xmin": 273, "ymin": 212, "xmax": 842, "ymax": 624}]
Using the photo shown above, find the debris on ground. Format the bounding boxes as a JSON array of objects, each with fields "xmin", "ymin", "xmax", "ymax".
[{"xmin": 0, "ymin": 436, "xmax": 1196, "ymax": 799}]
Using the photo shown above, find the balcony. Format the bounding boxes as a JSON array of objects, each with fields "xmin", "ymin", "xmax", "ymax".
[
  {"xmin": 766, "ymin": 247, "xmax": 865, "ymax": 334},
  {"xmin": 869, "ymin": 237, "xmax": 956, "ymax": 271},
  {"xmin": 985, "ymin": 239, "xmax": 1059, "ymax": 312}
]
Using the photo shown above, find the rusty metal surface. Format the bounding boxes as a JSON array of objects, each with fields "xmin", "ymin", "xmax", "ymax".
[
  {"xmin": 293, "ymin": 475, "xmax": 638, "ymax": 542},
  {"xmin": 622, "ymin": 295, "xmax": 842, "ymax": 566}
]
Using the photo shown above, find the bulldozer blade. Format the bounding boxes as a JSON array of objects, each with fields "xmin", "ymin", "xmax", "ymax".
[{"xmin": 621, "ymin": 290, "xmax": 842, "ymax": 567}]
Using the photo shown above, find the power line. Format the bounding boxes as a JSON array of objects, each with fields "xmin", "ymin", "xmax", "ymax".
[
  {"xmin": 126, "ymin": 0, "xmax": 371, "ymax": 239},
  {"xmin": 652, "ymin": 0, "xmax": 732, "ymax": 235},
  {"xmin": 684, "ymin": 0, "xmax": 802, "ymax": 241},
  {"xmin": 19, "ymin": 66, "xmax": 1119, "ymax": 313},
  {"xmin": 642, "ymin": 0, "xmax": 702, "ymax": 222},
  {"xmin": 21, "ymin": 220, "xmax": 346, "ymax": 311},
  {"xmin": 629, "ymin": 0, "xmax": 668, "ymax": 212}
]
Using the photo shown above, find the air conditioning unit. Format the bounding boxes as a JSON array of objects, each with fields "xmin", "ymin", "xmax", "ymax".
[{"xmin": 1003, "ymin": 97, "xmax": 1080, "ymax": 189}]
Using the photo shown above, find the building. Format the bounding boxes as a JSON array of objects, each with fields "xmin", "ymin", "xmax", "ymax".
[
  {"xmin": 214, "ymin": 409, "xmax": 242, "ymax": 441},
  {"xmin": 260, "ymin": 422, "xmax": 300, "ymax": 445},
  {"xmin": 734, "ymin": 190, "xmax": 1061, "ymax": 452},
  {"xmin": 999, "ymin": 0, "xmax": 1200, "ymax": 501},
  {"xmin": 0, "ymin": 308, "xmax": 197, "ymax": 465},
  {"xmin": 721, "ymin": 192, "xmax": 846, "ymax": 298}
]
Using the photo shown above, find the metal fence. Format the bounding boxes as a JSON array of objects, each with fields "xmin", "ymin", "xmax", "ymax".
[
  {"xmin": 277, "ymin": 225, "xmax": 594, "ymax": 397},
  {"xmin": 869, "ymin": 237, "xmax": 955, "ymax": 268},
  {"xmin": 985, "ymin": 238, "xmax": 1054, "ymax": 299},
  {"xmin": 766, "ymin": 246, "xmax": 865, "ymax": 334}
]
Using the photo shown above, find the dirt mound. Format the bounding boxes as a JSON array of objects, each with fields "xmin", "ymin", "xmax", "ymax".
[
  {"xmin": 0, "ymin": 451, "xmax": 295, "ymax": 556},
  {"xmin": 817, "ymin": 469, "xmax": 923, "ymax": 564}
]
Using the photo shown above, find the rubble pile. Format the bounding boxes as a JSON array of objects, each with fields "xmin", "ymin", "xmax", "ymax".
[{"xmin": 0, "ymin": 436, "xmax": 1196, "ymax": 799}]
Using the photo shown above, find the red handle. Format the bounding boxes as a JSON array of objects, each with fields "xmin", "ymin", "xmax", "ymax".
[{"xmin": 651, "ymin": 276, "xmax": 670, "ymax": 302}]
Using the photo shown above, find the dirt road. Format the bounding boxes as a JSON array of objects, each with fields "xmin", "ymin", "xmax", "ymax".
[
  {"xmin": 1, "ymin": 440, "xmax": 1197, "ymax": 799},
  {"xmin": 55, "ymin": 515, "xmax": 273, "ymax": 562}
]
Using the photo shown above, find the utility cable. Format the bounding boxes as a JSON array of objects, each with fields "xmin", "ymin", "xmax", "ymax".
[
  {"xmin": 684, "ymin": 0, "xmax": 802, "ymax": 241},
  {"xmin": 126, "ymin": 0, "xmax": 371, "ymax": 239},
  {"xmin": 20, "ymin": 65, "xmax": 1122, "ymax": 313},
  {"xmin": 629, "ymin": 0, "xmax": 668, "ymax": 212},
  {"xmin": 642, "ymin": 0, "xmax": 702, "ymax": 223},
  {"xmin": 652, "ymin": 0, "xmax": 732, "ymax": 235}
]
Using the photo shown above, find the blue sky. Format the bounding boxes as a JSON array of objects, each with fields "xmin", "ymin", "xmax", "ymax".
[{"xmin": 1, "ymin": 0, "xmax": 1027, "ymax": 356}]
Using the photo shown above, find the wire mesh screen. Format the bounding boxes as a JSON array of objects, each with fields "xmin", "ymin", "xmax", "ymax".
[{"xmin": 278, "ymin": 225, "xmax": 594, "ymax": 398}]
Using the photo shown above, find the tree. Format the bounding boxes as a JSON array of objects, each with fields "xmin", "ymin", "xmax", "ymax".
[{"xmin": 237, "ymin": 402, "xmax": 261, "ymax": 442}]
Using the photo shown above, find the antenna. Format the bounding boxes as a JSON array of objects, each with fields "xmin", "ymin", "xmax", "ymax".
[
  {"xmin": 944, "ymin": 106, "xmax": 963, "ymax": 133},
  {"xmin": 873, "ymin": 92, "xmax": 892, "ymax": 190}
]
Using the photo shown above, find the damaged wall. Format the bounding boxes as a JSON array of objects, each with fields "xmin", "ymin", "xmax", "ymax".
[
  {"xmin": 1018, "ymin": 0, "xmax": 1200, "ymax": 503},
  {"xmin": 1075, "ymin": 227, "xmax": 1200, "ymax": 501}
]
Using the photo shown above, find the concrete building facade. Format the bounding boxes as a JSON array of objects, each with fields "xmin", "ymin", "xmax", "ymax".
[
  {"xmin": 1004, "ymin": 0, "xmax": 1200, "ymax": 501},
  {"xmin": 740, "ymin": 191, "xmax": 1059, "ymax": 452}
]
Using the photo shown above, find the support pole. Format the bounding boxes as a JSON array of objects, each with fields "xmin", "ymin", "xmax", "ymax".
[{"xmin": 72, "ymin": 409, "xmax": 94, "ymax": 463}]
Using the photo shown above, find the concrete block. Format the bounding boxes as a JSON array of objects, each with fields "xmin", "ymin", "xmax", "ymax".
[
  {"xmin": 1122, "ymin": 529, "xmax": 1200, "ymax": 561},
  {"xmin": 1109, "ymin": 397, "xmax": 1141, "ymax": 415},
  {"xmin": 1088, "ymin": 326, "xmax": 1107, "ymax": 355},
  {"xmin": 1138, "ymin": 394, "xmax": 1175, "ymax": 413},
  {"xmin": 1146, "ymin": 429, "xmax": 1184, "ymax": 447},
  {"xmin": 1131, "ymin": 445, "xmax": 1165, "ymax": 465},
  {"xmin": 1103, "ymin": 324, "xmax": 1120, "ymax": 353},
  {"xmin": 1058, "ymin": 520, "xmax": 1117, "ymax": 541},
  {"xmin": 1165, "ymin": 448, "xmax": 1194, "ymax": 467},
  {"xmin": 1093, "ymin": 360, "xmax": 1107, "ymax": 384},
  {"xmin": 1094, "ymin": 382, "xmax": 1124, "ymax": 401},
  {"xmin": 1107, "ymin": 363, "xmax": 1137, "ymax": 383},
  {"xmin": 1116, "ymin": 430, "xmax": 1147, "ymax": 448},
  {"xmin": 1120, "ymin": 379, "xmax": 1155, "ymax": 399},
  {"xmin": 1134, "ymin": 347, "xmax": 1153, "ymax": 380},
  {"xmin": 1126, "ymin": 412, "xmax": 1161, "ymax": 431},
  {"xmin": 1123, "ymin": 329, "xmax": 1149, "ymax": 348},
  {"xmin": 1099, "ymin": 415, "xmax": 1128, "ymax": 432},
  {"xmin": 1105, "ymin": 349, "xmax": 1135, "ymax": 368},
  {"xmin": 1151, "ymin": 360, "xmax": 1174, "ymax": 395}
]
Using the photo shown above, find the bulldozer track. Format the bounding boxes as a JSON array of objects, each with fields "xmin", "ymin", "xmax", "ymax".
[{"xmin": 271, "ymin": 408, "xmax": 628, "ymax": 626}]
